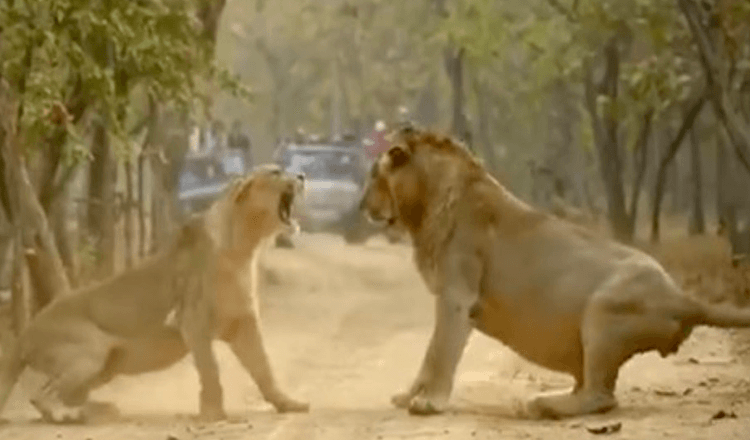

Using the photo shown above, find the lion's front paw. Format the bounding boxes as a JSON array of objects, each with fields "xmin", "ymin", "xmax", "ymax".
[
  {"xmin": 30, "ymin": 398, "xmax": 86, "ymax": 425},
  {"xmin": 196, "ymin": 405, "xmax": 227, "ymax": 423},
  {"xmin": 273, "ymin": 397, "xmax": 310, "ymax": 413},
  {"xmin": 391, "ymin": 391, "xmax": 413, "ymax": 409},
  {"xmin": 407, "ymin": 395, "xmax": 446, "ymax": 416}
]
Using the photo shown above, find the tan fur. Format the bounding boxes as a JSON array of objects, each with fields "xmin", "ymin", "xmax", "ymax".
[
  {"xmin": 360, "ymin": 126, "xmax": 750, "ymax": 419},
  {"xmin": 0, "ymin": 165, "xmax": 308, "ymax": 424}
]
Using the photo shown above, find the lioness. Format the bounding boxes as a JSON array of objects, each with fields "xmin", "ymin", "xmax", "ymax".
[
  {"xmin": 360, "ymin": 126, "xmax": 750, "ymax": 419},
  {"xmin": 0, "ymin": 165, "xmax": 308, "ymax": 423}
]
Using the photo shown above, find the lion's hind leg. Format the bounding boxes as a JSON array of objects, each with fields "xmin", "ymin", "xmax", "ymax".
[
  {"xmin": 527, "ymin": 302, "xmax": 683, "ymax": 419},
  {"xmin": 28, "ymin": 344, "xmax": 117, "ymax": 424}
]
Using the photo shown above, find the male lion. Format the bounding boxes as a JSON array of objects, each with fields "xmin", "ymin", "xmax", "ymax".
[
  {"xmin": 0, "ymin": 165, "xmax": 308, "ymax": 423},
  {"xmin": 360, "ymin": 126, "xmax": 750, "ymax": 419}
]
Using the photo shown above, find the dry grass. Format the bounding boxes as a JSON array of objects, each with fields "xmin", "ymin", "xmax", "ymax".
[{"xmin": 641, "ymin": 233, "xmax": 750, "ymax": 307}]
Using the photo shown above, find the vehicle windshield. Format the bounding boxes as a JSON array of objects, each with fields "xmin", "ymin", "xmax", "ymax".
[{"xmin": 282, "ymin": 148, "xmax": 362, "ymax": 183}]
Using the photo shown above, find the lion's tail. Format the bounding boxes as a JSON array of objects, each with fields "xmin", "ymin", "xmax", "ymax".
[
  {"xmin": 694, "ymin": 302, "xmax": 750, "ymax": 328},
  {"xmin": 0, "ymin": 338, "xmax": 26, "ymax": 417}
]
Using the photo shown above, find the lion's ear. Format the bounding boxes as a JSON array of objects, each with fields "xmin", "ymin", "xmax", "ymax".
[{"xmin": 387, "ymin": 145, "xmax": 410, "ymax": 168}]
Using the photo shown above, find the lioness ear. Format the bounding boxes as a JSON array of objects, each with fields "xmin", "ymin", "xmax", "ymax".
[
  {"xmin": 387, "ymin": 145, "xmax": 410, "ymax": 168},
  {"xmin": 175, "ymin": 218, "xmax": 201, "ymax": 249},
  {"xmin": 233, "ymin": 178, "xmax": 254, "ymax": 204}
]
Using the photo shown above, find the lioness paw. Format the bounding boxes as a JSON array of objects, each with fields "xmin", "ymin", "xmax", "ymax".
[
  {"xmin": 524, "ymin": 398, "xmax": 556, "ymax": 420},
  {"xmin": 407, "ymin": 396, "xmax": 446, "ymax": 416},
  {"xmin": 274, "ymin": 398, "xmax": 310, "ymax": 413}
]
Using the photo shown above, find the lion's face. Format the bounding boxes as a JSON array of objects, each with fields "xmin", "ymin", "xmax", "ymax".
[
  {"xmin": 232, "ymin": 165, "xmax": 305, "ymax": 237},
  {"xmin": 360, "ymin": 144, "xmax": 425, "ymax": 232}
]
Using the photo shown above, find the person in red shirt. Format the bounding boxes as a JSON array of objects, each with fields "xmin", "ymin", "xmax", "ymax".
[{"xmin": 364, "ymin": 120, "xmax": 390, "ymax": 162}]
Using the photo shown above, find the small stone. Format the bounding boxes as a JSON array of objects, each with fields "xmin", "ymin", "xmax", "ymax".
[
  {"xmin": 710, "ymin": 409, "xmax": 737, "ymax": 421},
  {"xmin": 585, "ymin": 422, "xmax": 622, "ymax": 435}
]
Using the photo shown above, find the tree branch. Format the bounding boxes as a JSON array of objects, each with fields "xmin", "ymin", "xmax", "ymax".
[{"xmin": 678, "ymin": 0, "xmax": 750, "ymax": 175}]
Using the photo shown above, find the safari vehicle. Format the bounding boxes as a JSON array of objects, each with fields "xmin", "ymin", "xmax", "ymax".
[
  {"xmin": 275, "ymin": 139, "xmax": 367, "ymax": 234},
  {"xmin": 177, "ymin": 149, "xmax": 248, "ymax": 217}
]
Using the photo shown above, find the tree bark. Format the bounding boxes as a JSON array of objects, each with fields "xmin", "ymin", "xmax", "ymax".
[
  {"xmin": 688, "ymin": 124, "xmax": 705, "ymax": 235},
  {"xmin": 650, "ymin": 94, "xmax": 706, "ymax": 242}
]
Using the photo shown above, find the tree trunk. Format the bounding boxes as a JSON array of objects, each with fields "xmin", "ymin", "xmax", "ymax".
[
  {"xmin": 667, "ymin": 144, "xmax": 680, "ymax": 214},
  {"xmin": 87, "ymin": 118, "xmax": 117, "ymax": 278},
  {"xmin": 49, "ymin": 192, "xmax": 78, "ymax": 287},
  {"xmin": 148, "ymin": 108, "xmax": 189, "ymax": 253},
  {"xmin": 138, "ymin": 152, "xmax": 147, "ymax": 259},
  {"xmin": 0, "ymin": 81, "xmax": 71, "ymax": 303},
  {"xmin": 473, "ymin": 76, "xmax": 500, "ymax": 176},
  {"xmin": 688, "ymin": 125, "xmax": 705, "ymax": 235},
  {"xmin": 585, "ymin": 39, "xmax": 630, "ymax": 242},
  {"xmin": 445, "ymin": 45, "xmax": 470, "ymax": 149},
  {"xmin": 627, "ymin": 108, "xmax": 654, "ymax": 233},
  {"xmin": 10, "ymin": 235, "xmax": 31, "ymax": 333},
  {"xmin": 716, "ymin": 125, "xmax": 731, "ymax": 231},
  {"xmin": 124, "ymin": 159, "xmax": 134, "ymax": 269},
  {"xmin": 650, "ymin": 94, "xmax": 706, "ymax": 242}
]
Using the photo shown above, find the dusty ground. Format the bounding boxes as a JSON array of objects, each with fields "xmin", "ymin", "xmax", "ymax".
[{"xmin": 2, "ymin": 232, "xmax": 750, "ymax": 439}]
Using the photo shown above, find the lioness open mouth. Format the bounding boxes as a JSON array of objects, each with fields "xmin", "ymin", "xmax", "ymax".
[{"xmin": 278, "ymin": 190, "xmax": 294, "ymax": 224}]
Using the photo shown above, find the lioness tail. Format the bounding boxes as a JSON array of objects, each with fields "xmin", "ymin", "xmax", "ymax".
[{"xmin": 0, "ymin": 339, "xmax": 25, "ymax": 417}]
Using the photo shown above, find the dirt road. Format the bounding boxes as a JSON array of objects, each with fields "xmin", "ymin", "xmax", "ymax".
[{"xmin": 3, "ymin": 233, "xmax": 750, "ymax": 439}]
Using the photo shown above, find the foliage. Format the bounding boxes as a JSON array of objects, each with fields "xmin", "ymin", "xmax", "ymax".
[{"xmin": 0, "ymin": 0, "xmax": 249, "ymax": 159}]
